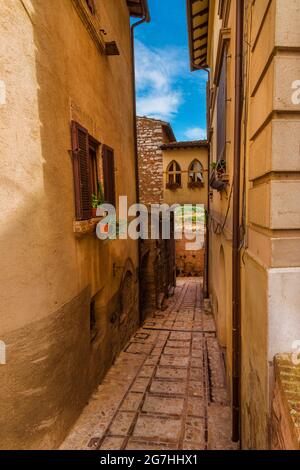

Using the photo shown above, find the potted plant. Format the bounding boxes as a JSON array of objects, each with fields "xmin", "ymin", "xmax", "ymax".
[
  {"xmin": 188, "ymin": 180, "xmax": 204, "ymax": 189},
  {"xmin": 166, "ymin": 182, "xmax": 180, "ymax": 191},
  {"xmin": 210, "ymin": 159, "xmax": 228, "ymax": 191},
  {"xmin": 91, "ymin": 181, "xmax": 105, "ymax": 218}
]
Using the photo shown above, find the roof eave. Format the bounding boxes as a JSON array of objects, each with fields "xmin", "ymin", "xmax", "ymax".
[
  {"xmin": 186, "ymin": 0, "xmax": 210, "ymax": 71},
  {"xmin": 162, "ymin": 124, "xmax": 176, "ymax": 143},
  {"xmin": 127, "ymin": 0, "xmax": 150, "ymax": 22},
  {"xmin": 161, "ymin": 140, "xmax": 209, "ymax": 150}
]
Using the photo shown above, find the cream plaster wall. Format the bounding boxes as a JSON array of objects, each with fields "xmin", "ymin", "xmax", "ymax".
[
  {"xmin": 0, "ymin": 0, "xmax": 138, "ymax": 449},
  {"xmin": 162, "ymin": 147, "xmax": 208, "ymax": 207},
  {"xmin": 206, "ymin": 0, "xmax": 300, "ymax": 449}
]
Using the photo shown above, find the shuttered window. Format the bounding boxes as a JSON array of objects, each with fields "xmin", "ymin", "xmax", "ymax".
[
  {"xmin": 71, "ymin": 121, "xmax": 100, "ymax": 221},
  {"xmin": 102, "ymin": 145, "xmax": 116, "ymax": 206},
  {"xmin": 217, "ymin": 50, "xmax": 227, "ymax": 162},
  {"xmin": 71, "ymin": 121, "xmax": 92, "ymax": 220}
]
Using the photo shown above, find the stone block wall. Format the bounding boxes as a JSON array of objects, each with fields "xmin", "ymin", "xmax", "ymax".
[
  {"xmin": 137, "ymin": 117, "xmax": 165, "ymax": 206},
  {"xmin": 137, "ymin": 117, "xmax": 176, "ymax": 317},
  {"xmin": 176, "ymin": 237, "xmax": 205, "ymax": 277}
]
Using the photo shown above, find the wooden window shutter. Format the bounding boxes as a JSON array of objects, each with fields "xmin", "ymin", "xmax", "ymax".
[
  {"xmin": 71, "ymin": 121, "xmax": 92, "ymax": 220},
  {"xmin": 217, "ymin": 50, "xmax": 227, "ymax": 162},
  {"xmin": 102, "ymin": 145, "xmax": 116, "ymax": 206}
]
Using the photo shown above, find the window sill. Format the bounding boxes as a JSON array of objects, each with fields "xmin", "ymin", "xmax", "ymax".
[
  {"xmin": 188, "ymin": 182, "xmax": 205, "ymax": 189},
  {"xmin": 166, "ymin": 184, "xmax": 182, "ymax": 191},
  {"xmin": 73, "ymin": 217, "xmax": 102, "ymax": 236}
]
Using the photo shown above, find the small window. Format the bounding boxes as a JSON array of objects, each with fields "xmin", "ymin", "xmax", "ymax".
[
  {"xmin": 217, "ymin": 50, "xmax": 227, "ymax": 162},
  {"xmin": 85, "ymin": 0, "xmax": 96, "ymax": 15},
  {"xmin": 188, "ymin": 160, "xmax": 204, "ymax": 183},
  {"xmin": 166, "ymin": 161, "xmax": 181, "ymax": 188},
  {"xmin": 71, "ymin": 121, "xmax": 100, "ymax": 220}
]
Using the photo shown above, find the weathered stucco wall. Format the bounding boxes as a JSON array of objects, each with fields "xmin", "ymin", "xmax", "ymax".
[{"xmin": 0, "ymin": 0, "xmax": 139, "ymax": 449}]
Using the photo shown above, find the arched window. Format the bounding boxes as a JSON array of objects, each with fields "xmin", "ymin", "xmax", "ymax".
[
  {"xmin": 166, "ymin": 161, "xmax": 182, "ymax": 188},
  {"xmin": 188, "ymin": 160, "xmax": 204, "ymax": 185}
]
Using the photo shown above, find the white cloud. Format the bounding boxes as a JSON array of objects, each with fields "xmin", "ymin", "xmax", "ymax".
[
  {"xmin": 184, "ymin": 127, "xmax": 207, "ymax": 140},
  {"xmin": 135, "ymin": 40, "xmax": 186, "ymax": 121},
  {"xmin": 138, "ymin": 93, "xmax": 182, "ymax": 121}
]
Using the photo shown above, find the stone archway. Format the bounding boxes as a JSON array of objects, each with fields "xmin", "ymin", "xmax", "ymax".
[{"xmin": 117, "ymin": 258, "xmax": 139, "ymax": 347}]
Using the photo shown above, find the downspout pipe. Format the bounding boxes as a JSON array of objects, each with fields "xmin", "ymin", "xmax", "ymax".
[
  {"xmin": 130, "ymin": 3, "xmax": 150, "ymax": 325},
  {"xmin": 232, "ymin": 0, "xmax": 244, "ymax": 444}
]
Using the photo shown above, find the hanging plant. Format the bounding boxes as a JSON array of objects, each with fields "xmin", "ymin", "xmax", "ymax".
[
  {"xmin": 91, "ymin": 181, "xmax": 105, "ymax": 217},
  {"xmin": 210, "ymin": 160, "xmax": 228, "ymax": 191},
  {"xmin": 188, "ymin": 181, "xmax": 204, "ymax": 189},
  {"xmin": 166, "ymin": 182, "xmax": 180, "ymax": 191}
]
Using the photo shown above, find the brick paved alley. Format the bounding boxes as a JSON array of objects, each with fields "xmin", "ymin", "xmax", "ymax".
[{"xmin": 60, "ymin": 279, "xmax": 237, "ymax": 451}]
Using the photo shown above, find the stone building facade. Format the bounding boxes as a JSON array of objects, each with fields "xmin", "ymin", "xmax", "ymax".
[
  {"xmin": 137, "ymin": 117, "xmax": 176, "ymax": 317},
  {"xmin": 137, "ymin": 116, "xmax": 176, "ymax": 205},
  {"xmin": 0, "ymin": 0, "xmax": 149, "ymax": 450},
  {"xmin": 176, "ymin": 236, "xmax": 205, "ymax": 277},
  {"xmin": 187, "ymin": 0, "xmax": 300, "ymax": 449},
  {"xmin": 137, "ymin": 117, "xmax": 208, "ymax": 301},
  {"xmin": 162, "ymin": 142, "xmax": 208, "ymax": 278}
]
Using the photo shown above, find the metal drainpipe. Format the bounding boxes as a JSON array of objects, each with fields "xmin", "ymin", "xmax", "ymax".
[
  {"xmin": 130, "ymin": 7, "xmax": 150, "ymax": 325},
  {"xmin": 232, "ymin": 0, "xmax": 244, "ymax": 444}
]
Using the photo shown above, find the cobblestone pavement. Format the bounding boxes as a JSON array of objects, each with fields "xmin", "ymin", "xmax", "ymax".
[{"xmin": 60, "ymin": 278, "xmax": 237, "ymax": 450}]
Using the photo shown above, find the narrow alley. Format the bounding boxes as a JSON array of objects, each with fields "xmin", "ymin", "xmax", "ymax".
[
  {"xmin": 61, "ymin": 279, "xmax": 236, "ymax": 451},
  {"xmin": 2, "ymin": 0, "xmax": 300, "ymax": 455}
]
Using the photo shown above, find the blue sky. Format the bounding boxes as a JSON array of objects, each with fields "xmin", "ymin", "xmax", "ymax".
[{"xmin": 134, "ymin": 0, "xmax": 208, "ymax": 141}]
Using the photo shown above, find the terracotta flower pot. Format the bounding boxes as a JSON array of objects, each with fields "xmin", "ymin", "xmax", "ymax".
[
  {"xmin": 91, "ymin": 208, "xmax": 97, "ymax": 218},
  {"xmin": 100, "ymin": 223, "xmax": 109, "ymax": 234}
]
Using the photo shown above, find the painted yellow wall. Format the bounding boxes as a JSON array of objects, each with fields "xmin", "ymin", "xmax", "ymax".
[
  {"xmin": 162, "ymin": 147, "xmax": 208, "ymax": 207},
  {"xmin": 207, "ymin": 0, "xmax": 235, "ymax": 395},
  {"xmin": 0, "ymin": 0, "xmax": 139, "ymax": 449},
  {"xmin": 207, "ymin": 0, "xmax": 300, "ymax": 449}
]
